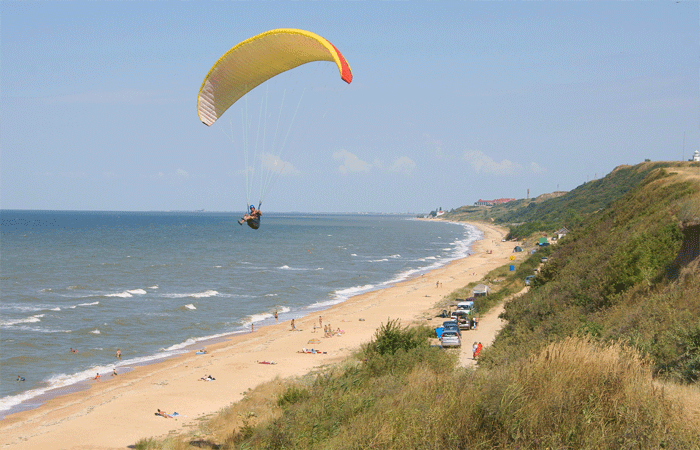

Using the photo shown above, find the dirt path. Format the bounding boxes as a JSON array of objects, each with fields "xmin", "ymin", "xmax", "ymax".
[{"xmin": 458, "ymin": 287, "xmax": 528, "ymax": 367}]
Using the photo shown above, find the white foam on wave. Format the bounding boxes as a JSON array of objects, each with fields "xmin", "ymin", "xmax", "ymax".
[
  {"xmin": 278, "ymin": 265, "xmax": 311, "ymax": 271},
  {"xmin": 191, "ymin": 290, "xmax": 218, "ymax": 298},
  {"xmin": 161, "ymin": 330, "xmax": 244, "ymax": 352},
  {"xmin": 184, "ymin": 304, "xmax": 196, "ymax": 310},
  {"xmin": 370, "ymin": 258, "xmax": 389, "ymax": 262},
  {"xmin": 105, "ymin": 291, "xmax": 132, "ymax": 298},
  {"xmin": 90, "ymin": 329, "xmax": 100, "ymax": 334},
  {"xmin": 127, "ymin": 289, "xmax": 146, "ymax": 295},
  {"xmin": 243, "ymin": 312, "xmax": 271, "ymax": 325},
  {"xmin": 77, "ymin": 301, "xmax": 99, "ymax": 307},
  {"xmin": 321, "ymin": 284, "xmax": 376, "ymax": 306},
  {"xmin": 149, "ymin": 285, "xmax": 159, "ymax": 289},
  {"xmin": 0, "ymin": 314, "xmax": 44, "ymax": 327}
]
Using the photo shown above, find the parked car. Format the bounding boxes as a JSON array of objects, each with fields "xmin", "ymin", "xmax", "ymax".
[
  {"xmin": 540, "ymin": 257, "xmax": 548, "ymax": 263},
  {"xmin": 456, "ymin": 299, "xmax": 475, "ymax": 315},
  {"xmin": 524, "ymin": 275, "xmax": 535, "ymax": 286},
  {"xmin": 440, "ymin": 329, "xmax": 461, "ymax": 348},
  {"xmin": 451, "ymin": 310, "xmax": 471, "ymax": 329},
  {"xmin": 443, "ymin": 320, "xmax": 461, "ymax": 337}
]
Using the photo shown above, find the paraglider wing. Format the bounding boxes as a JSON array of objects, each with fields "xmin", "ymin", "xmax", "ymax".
[{"xmin": 197, "ymin": 28, "xmax": 353, "ymax": 127}]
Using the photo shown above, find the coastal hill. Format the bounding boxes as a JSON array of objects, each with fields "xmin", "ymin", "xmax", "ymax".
[{"xmin": 138, "ymin": 161, "xmax": 700, "ymax": 449}]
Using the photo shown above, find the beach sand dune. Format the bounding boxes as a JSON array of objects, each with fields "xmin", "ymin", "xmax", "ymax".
[{"xmin": 0, "ymin": 222, "xmax": 521, "ymax": 450}]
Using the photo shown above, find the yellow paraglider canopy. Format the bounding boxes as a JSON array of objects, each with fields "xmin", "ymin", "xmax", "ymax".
[{"xmin": 197, "ymin": 28, "xmax": 353, "ymax": 127}]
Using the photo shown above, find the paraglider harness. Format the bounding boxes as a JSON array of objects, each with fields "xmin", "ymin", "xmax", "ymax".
[{"xmin": 240, "ymin": 202, "xmax": 262, "ymax": 230}]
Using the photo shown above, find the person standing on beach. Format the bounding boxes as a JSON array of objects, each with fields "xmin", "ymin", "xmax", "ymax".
[
  {"xmin": 290, "ymin": 319, "xmax": 296, "ymax": 331},
  {"xmin": 319, "ymin": 315, "xmax": 323, "ymax": 329},
  {"xmin": 274, "ymin": 311, "xmax": 278, "ymax": 322}
]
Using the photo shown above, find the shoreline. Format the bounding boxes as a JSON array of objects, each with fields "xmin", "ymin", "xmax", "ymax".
[
  {"xmin": 0, "ymin": 221, "xmax": 521, "ymax": 450},
  {"xmin": 0, "ymin": 219, "xmax": 480, "ymax": 419}
]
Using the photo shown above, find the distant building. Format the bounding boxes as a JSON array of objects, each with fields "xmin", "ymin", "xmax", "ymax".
[
  {"xmin": 436, "ymin": 210, "xmax": 446, "ymax": 216},
  {"xmin": 693, "ymin": 150, "xmax": 700, "ymax": 162},
  {"xmin": 474, "ymin": 198, "xmax": 516, "ymax": 206}
]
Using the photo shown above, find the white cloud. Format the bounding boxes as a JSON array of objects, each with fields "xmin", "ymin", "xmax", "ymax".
[
  {"xmin": 424, "ymin": 134, "xmax": 448, "ymax": 160},
  {"xmin": 176, "ymin": 169, "xmax": 189, "ymax": 178},
  {"xmin": 333, "ymin": 150, "xmax": 373, "ymax": 174},
  {"xmin": 389, "ymin": 156, "xmax": 416, "ymax": 175},
  {"xmin": 530, "ymin": 162, "xmax": 547, "ymax": 174},
  {"xmin": 462, "ymin": 150, "xmax": 547, "ymax": 176},
  {"xmin": 262, "ymin": 153, "xmax": 301, "ymax": 176},
  {"xmin": 462, "ymin": 150, "xmax": 520, "ymax": 175}
]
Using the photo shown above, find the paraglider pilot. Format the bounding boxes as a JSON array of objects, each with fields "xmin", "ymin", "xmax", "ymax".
[{"xmin": 239, "ymin": 205, "xmax": 262, "ymax": 230}]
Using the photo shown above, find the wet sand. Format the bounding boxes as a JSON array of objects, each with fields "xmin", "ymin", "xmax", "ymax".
[{"xmin": 0, "ymin": 221, "xmax": 522, "ymax": 450}]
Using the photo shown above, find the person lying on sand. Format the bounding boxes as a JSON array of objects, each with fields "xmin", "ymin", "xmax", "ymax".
[
  {"xmin": 156, "ymin": 409, "xmax": 180, "ymax": 418},
  {"xmin": 199, "ymin": 374, "xmax": 215, "ymax": 381}
]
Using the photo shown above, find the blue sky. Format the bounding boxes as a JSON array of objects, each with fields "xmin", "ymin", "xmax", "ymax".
[{"xmin": 1, "ymin": 1, "xmax": 697, "ymax": 213}]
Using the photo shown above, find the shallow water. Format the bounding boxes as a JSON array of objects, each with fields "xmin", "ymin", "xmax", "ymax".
[{"xmin": 0, "ymin": 210, "xmax": 480, "ymax": 416}]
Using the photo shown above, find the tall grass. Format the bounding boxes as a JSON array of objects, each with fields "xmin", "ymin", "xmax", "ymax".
[{"xmin": 174, "ymin": 332, "xmax": 698, "ymax": 449}]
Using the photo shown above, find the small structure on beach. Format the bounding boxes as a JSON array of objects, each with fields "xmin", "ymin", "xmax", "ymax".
[{"xmin": 473, "ymin": 284, "xmax": 490, "ymax": 297}]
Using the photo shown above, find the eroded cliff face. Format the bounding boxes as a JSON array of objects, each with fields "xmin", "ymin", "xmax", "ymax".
[{"xmin": 673, "ymin": 221, "xmax": 700, "ymax": 270}]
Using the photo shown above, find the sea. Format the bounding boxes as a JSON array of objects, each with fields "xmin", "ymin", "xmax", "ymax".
[{"xmin": 0, "ymin": 210, "xmax": 481, "ymax": 418}]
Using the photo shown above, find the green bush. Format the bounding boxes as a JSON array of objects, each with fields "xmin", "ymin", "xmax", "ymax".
[
  {"xmin": 362, "ymin": 319, "xmax": 426, "ymax": 357},
  {"xmin": 277, "ymin": 385, "xmax": 310, "ymax": 407}
]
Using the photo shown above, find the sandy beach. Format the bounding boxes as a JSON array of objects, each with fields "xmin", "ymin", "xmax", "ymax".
[{"xmin": 0, "ymin": 221, "xmax": 523, "ymax": 450}]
